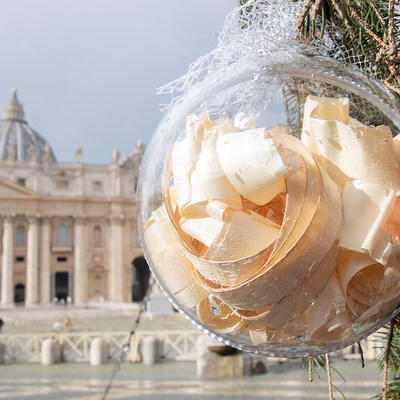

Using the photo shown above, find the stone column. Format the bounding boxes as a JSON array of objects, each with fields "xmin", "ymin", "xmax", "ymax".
[
  {"xmin": 73, "ymin": 216, "xmax": 87, "ymax": 305},
  {"xmin": 109, "ymin": 165, "xmax": 121, "ymax": 197},
  {"xmin": 40, "ymin": 217, "xmax": 51, "ymax": 304},
  {"xmin": 26, "ymin": 215, "xmax": 39, "ymax": 305},
  {"xmin": 1, "ymin": 216, "xmax": 14, "ymax": 305},
  {"xmin": 109, "ymin": 215, "xmax": 124, "ymax": 302}
]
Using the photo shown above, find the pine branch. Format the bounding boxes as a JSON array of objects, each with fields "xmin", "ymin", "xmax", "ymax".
[
  {"xmin": 295, "ymin": 0, "xmax": 315, "ymax": 32},
  {"xmin": 296, "ymin": 0, "xmax": 400, "ymax": 96},
  {"xmin": 303, "ymin": 355, "xmax": 347, "ymax": 399},
  {"xmin": 372, "ymin": 316, "xmax": 400, "ymax": 400},
  {"xmin": 376, "ymin": 316, "xmax": 400, "ymax": 378},
  {"xmin": 383, "ymin": 320, "xmax": 395, "ymax": 400}
]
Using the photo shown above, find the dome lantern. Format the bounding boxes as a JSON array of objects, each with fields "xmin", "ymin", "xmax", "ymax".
[
  {"xmin": 3, "ymin": 88, "xmax": 25, "ymax": 122},
  {"xmin": 0, "ymin": 89, "xmax": 56, "ymax": 163}
]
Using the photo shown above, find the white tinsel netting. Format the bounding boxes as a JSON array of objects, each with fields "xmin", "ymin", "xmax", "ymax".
[
  {"xmin": 158, "ymin": 0, "xmax": 303, "ymax": 110},
  {"xmin": 157, "ymin": 0, "xmax": 400, "ymax": 137}
]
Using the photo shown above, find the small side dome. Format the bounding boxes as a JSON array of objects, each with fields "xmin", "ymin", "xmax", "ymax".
[{"xmin": 0, "ymin": 88, "xmax": 57, "ymax": 163}]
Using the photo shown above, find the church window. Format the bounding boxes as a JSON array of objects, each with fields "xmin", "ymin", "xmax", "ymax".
[
  {"xmin": 16, "ymin": 178, "xmax": 25, "ymax": 186},
  {"xmin": 56, "ymin": 179, "xmax": 69, "ymax": 190},
  {"xmin": 93, "ymin": 181, "xmax": 103, "ymax": 193},
  {"xmin": 56, "ymin": 224, "xmax": 68, "ymax": 245},
  {"xmin": 93, "ymin": 226, "xmax": 102, "ymax": 247},
  {"xmin": 15, "ymin": 256, "xmax": 25, "ymax": 262},
  {"xmin": 16, "ymin": 226, "xmax": 26, "ymax": 246},
  {"xmin": 57, "ymin": 256, "xmax": 67, "ymax": 262}
]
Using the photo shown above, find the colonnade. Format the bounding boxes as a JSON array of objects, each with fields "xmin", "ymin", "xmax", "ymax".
[{"xmin": 0, "ymin": 214, "xmax": 127, "ymax": 306}]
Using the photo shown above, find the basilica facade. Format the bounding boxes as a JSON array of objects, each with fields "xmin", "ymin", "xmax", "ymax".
[{"xmin": 0, "ymin": 89, "xmax": 148, "ymax": 306}]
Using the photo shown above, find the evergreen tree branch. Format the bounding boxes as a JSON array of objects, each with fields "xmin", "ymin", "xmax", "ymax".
[
  {"xmin": 296, "ymin": 0, "xmax": 316, "ymax": 32},
  {"xmin": 312, "ymin": 0, "xmax": 325, "ymax": 19},
  {"xmin": 383, "ymin": 319, "xmax": 395, "ymax": 400},
  {"xmin": 329, "ymin": 0, "xmax": 356, "ymax": 37},
  {"xmin": 303, "ymin": 355, "xmax": 347, "ymax": 399},
  {"xmin": 373, "ymin": 316, "xmax": 400, "ymax": 400},
  {"xmin": 295, "ymin": 0, "xmax": 400, "ymax": 96},
  {"xmin": 367, "ymin": 0, "xmax": 386, "ymax": 26},
  {"xmin": 347, "ymin": 2, "xmax": 388, "ymax": 48},
  {"xmin": 388, "ymin": 0, "xmax": 397, "ymax": 60}
]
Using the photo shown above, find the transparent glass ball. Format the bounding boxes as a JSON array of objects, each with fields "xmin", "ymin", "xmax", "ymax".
[{"xmin": 138, "ymin": 52, "xmax": 400, "ymax": 357}]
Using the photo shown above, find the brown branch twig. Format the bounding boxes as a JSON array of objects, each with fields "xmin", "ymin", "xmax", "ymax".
[
  {"xmin": 311, "ymin": 0, "xmax": 324, "ymax": 20},
  {"xmin": 384, "ymin": 78, "xmax": 400, "ymax": 95},
  {"xmin": 295, "ymin": 0, "xmax": 316, "ymax": 32},
  {"xmin": 326, "ymin": 353, "xmax": 334, "ymax": 400},
  {"xmin": 357, "ymin": 342, "xmax": 365, "ymax": 368},
  {"xmin": 385, "ymin": 80, "xmax": 400, "ymax": 96},
  {"xmin": 329, "ymin": 0, "xmax": 356, "ymax": 39},
  {"xmin": 388, "ymin": 0, "xmax": 397, "ymax": 60},
  {"xmin": 366, "ymin": 0, "xmax": 386, "ymax": 27},
  {"xmin": 347, "ymin": 2, "xmax": 389, "ymax": 49},
  {"xmin": 376, "ymin": 33, "xmax": 387, "ymax": 63},
  {"xmin": 386, "ymin": 62, "xmax": 400, "ymax": 87}
]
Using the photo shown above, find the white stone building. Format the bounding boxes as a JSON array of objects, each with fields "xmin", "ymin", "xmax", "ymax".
[{"xmin": 0, "ymin": 89, "xmax": 148, "ymax": 306}]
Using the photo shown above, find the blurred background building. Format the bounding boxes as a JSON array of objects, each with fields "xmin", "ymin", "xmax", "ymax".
[{"xmin": 0, "ymin": 89, "xmax": 149, "ymax": 307}]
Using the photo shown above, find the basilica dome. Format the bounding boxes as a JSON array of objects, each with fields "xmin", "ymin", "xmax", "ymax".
[{"xmin": 0, "ymin": 89, "xmax": 56, "ymax": 163}]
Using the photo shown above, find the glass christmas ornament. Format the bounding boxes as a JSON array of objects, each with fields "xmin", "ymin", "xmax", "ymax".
[{"xmin": 137, "ymin": 3, "xmax": 400, "ymax": 358}]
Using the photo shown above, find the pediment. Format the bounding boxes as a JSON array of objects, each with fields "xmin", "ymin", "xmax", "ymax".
[{"xmin": 0, "ymin": 177, "xmax": 40, "ymax": 198}]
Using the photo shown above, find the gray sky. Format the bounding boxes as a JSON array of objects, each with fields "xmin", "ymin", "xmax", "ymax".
[{"xmin": 0, "ymin": 0, "xmax": 235, "ymax": 164}]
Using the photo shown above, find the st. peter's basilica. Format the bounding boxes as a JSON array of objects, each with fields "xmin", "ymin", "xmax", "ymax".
[{"xmin": 0, "ymin": 89, "xmax": 148, "ymax": 307}]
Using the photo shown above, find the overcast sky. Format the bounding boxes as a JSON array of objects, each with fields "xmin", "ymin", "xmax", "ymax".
[{"xmin": 0, "ymin": 0, "xmax": 235, "ymax": 164}]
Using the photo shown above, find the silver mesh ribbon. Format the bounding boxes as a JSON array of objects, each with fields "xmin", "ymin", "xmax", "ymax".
[
  {"xmin": 157, "ymin": 0, "xmax": 399, "ymax": 132},
  {"xmin": 158, "ymin": 0, "xmax": 304, "ymax": 112}
]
